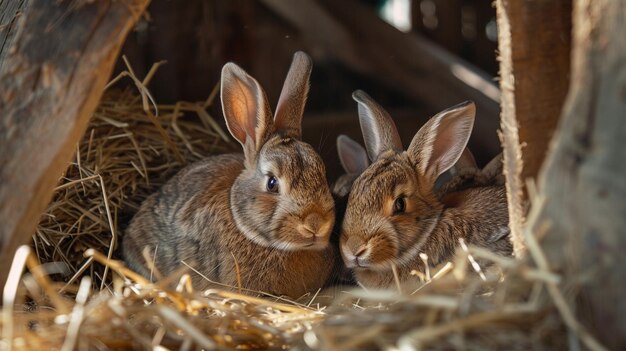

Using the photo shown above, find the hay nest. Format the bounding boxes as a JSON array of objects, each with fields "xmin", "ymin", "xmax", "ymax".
[
  {"xmin": 1, "ymin": 63, "xmax": 604, "ymax": 351},
  {"xmin": 33, "ymin": 60, "xmax": 235, "ymax": 292}
]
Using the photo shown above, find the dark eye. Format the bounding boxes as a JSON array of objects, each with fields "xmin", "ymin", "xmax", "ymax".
[
  {"xmin": 393, "ymin": 197, "xmax": 406, "ymax": 214},
  {"xmin": 267, "ymin": 176, "xmax": 279, "ymax": 193}
]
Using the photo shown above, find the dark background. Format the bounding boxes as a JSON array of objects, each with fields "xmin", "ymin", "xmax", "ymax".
[{"xmin": 116, "ymin": 0, "xmax": 500, "ymax": 180}]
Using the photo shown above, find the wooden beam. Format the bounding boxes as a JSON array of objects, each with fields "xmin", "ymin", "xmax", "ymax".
[
  {"xmin": 0, "ymin": 0, "xmax": 30, "ymax": 73},
  {"xmin": 495, "ymin": 0, "xmax": 572, "ymax": 255},
  {"xmin": 261, "ymin": 0, "xmax": 502, "ymax": 156},
  {"xmin": 0, "ymin": 0, "xmax": 149, "ymax": 292},
  {"xmin": 529, "ymin": 0, "xmax": 625, "ymax": 349}
]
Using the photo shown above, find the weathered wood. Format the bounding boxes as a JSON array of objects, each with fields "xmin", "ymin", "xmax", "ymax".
[
  {"xmin": 529, "ymin": 0, "xmax": 626, "ymax": 349},
  {"xmin": 471, "ymin": 2, "xmax": 499, "ymax": 76},
  {"xmin": 0, "ymin": 0, "xmax": 149, "ymax": 292},
  {"xmin": 261, "ymin": 0, "xmax": 502, "ymax": 157},
  {"xmin": 412, "ymin": 1, "xmax": 500, "ymax": 76},
  {"xmin": 0, "ymin": 0, "xmax": 30, "ymax": 73},
  {"xmin": 118, "ymin": 0, "xmax": 260, "ymax": 103},
  {"xmin": 495, "ymin": 0, "xmax": 572, "ymax": 255},
  {"xmin": 411, "ymin": 0, "xmax": 463, "ymax": 55}
]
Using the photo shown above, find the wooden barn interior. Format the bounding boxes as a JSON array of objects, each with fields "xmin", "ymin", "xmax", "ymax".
[
  {"xmin": 113, "ymin": 0, "xmax": 507, "ymax": 179},
  {"xmin": 0, "ymin": 0, "xmax": 624, "ymax": 350}
]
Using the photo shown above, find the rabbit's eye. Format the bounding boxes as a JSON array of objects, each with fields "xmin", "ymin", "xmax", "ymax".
[
  {"xmin": 393, "ymin": 197, "xmax": 406, "ymax": 214},
  {"xmin": 267, "ymin": 176, "xmax": 279, "ymax": 193}
]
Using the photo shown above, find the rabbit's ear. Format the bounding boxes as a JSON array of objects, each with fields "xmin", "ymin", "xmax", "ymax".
[
  {"xmin": 273, "ymin": 51, "xmax": 312, "ymax": 139},
  {"xmin": 481, "ymin": 152, "xmax": 503, "ymax": 181},
  {"xmin": 407, "ymin": 101, "xmax": 475, "ymax": 185},
  {"xmin": 221, "ymin": 62, "xmax": 273, "ymax": 158},
  {"xmin": 352, "ymin": 90, "xmax": 403, "ymax": 162},
  {"xmin": 454, "ymin": 147, "xmax": 478, "ymax": 172},
  {"xmin": 337, "ymin": 135, "xmax": 369, "ymax": 175}
]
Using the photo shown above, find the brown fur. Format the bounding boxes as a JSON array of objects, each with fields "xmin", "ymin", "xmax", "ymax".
[
  {"xmin": 340, "ymin": 91, "xmax": 512, "ymax": 289},
  {"xmin": 327, "ymin": 135, "xmax": 370, "ymax": 287},
  {"xmin": 332, "ymin": 135, "xmax": 370, "ymax": 198},
  {"xmin": 123, "ymin": 52, "xmax": 336, "ymax": 298}
]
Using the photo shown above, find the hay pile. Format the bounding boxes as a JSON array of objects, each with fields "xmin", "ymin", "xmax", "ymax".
[
  {"xmin": 1, "ymin": 63, "xmax": 604, "ymax": 351},
  {"xmin": 33, "ymin": 61, "xmax": 234, "ymax": 292}
]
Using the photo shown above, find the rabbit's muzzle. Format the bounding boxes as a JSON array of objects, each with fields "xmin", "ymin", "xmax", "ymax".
[
  {"xmin": 341, "ymin": 236, "xmax": 373, "ymax": 268},
  {"xmin": 296, "ymin": 211, "xmax": 333, "ymax": 249}
]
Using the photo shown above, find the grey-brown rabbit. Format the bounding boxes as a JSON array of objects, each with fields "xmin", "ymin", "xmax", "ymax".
[
  {"xmin": 122, "ymin": 52, "xmax": 336, "ymax": 298},
  {"xmin": 333, "ymin": 135, "xmax": 370, "ymax": 198},
  {"xmin": 340, "ymin": 91, "xmax": 511, "ymax": 289},
  {"xmin": 326, "ymin": 135, "xmax": 371, "ymax": 287}
]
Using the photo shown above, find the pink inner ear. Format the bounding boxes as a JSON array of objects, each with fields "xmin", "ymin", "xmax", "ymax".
[
  {"xmin": 427, "ymin": 114, "xmax": 473, "ymax": 179},
  {"xmin": 238, "ymin": 106, "xmax": 254, "ymax": 144},
  {"xmin": 406, "ymin": 101, "xmax": 475, "ymax": 183},
  {"xmin": 228, "ymin": 79, "xmax": 261, "ymax": 145},
  {"xmin": 221, "ymin": 62, "xmax": 273, "ymax": 151}
]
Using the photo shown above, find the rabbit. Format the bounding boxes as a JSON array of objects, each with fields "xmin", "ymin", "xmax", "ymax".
[
  {"xmin": 434, "ymin": 145, "xmax": 477, "ymax": 191},
  {"xmin": 339, "ymin": 90, "xmax": 512, "ymax": 289},
  {"xmin": 324, "ymin": 135, "xmax": 371, "ymax": 287},
  {"xmin": 327, "ymin": 134, "xmax": 477, "ymax": 288},
  {"xmin": 438, "ymin": 152, "xmax": 505, "ymax": 196},
  {"xmin": 333, "ymin": 135, "xmax": 477, "ymax": 198},
  {"xmin": 333, "ymin": 134, "xmax": 370, "ymax": 198},
  {"xmin": 122, "ymin": 52, "xmax": 337, "ymax": 299}
]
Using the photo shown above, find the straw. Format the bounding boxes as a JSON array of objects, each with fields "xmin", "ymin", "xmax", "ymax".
[{"xmin": 0, "ymin": 60, "xmax": 603, "ymax": 350}]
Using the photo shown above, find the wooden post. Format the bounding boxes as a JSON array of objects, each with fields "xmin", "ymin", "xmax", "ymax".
[
  {"xmin": 529, "ymin": 0, "xmax": 626, "ymax": 349},
  {"xmin": 0, "ymin": 0, "xmax": 149, "ymax": 292},
  {"xmin": 495, "ymin": 1, "xmax": 572, "ymax": 255},
  {"xmin": 0, "ymin": 1, "xmax": 30, "ymax": 73}
]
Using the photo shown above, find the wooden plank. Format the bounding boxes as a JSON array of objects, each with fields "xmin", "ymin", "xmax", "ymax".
[
  {"xmin": 260, "ymin": 0, "xmax": 502, "ymax": 156},
  {"xmin": 495, "ymin": 0, "xmax": 572, "ymax": 255},
  {"xmin": 472, "ymin": 2, "xmax": 499, "ymax": 75},
  {"xmin": 529, "ymin": 0, "xmax": 625, "ymax": 349},
  {"xmin": 0, "ymin": 0, "xmax": 30, "ymax": 73},
  {"xmin": 0, "ymin": 0, "xmax": 149, "ymax": 292}
]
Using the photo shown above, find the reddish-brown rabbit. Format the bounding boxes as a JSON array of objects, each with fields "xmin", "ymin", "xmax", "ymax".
[
  {"xmin": 123, "ymin": 52, "xmax": 336, "ymax": 298},
  {"xmin": 330, "ymin": 134, "xmax": 482, "ymax": 287},
  {"xmin": 340, "ymin": 90, "xmax": 511, "ymax": 289}
]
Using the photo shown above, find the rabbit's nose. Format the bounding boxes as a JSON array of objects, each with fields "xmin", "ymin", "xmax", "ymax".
[
  {"xmin": 299, "ymin": 212, "xmax": 332, "ymax": 239},
  {"xmin": 342, "ymin": 239, "xmax": 371, "ymax": 268},
  {"xmin": 353, "ymin": 244, "xmax": 371, "ymax": 267},
  {"xmin": 354, "ymin": 245, "xmax": 367, "ymax": 257},
  {"xmin": 303, "ymin": 212, "xmax": 322, "ymax": 235}
]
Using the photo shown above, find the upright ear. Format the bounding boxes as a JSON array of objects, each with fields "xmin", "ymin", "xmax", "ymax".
[
  {"xmin": 337, "ymin": 135, "xmax": 369, "ymax": 175},
  {"xmin": 454, "ymin": 147, "xmax": 478, "ymax": 172},
  {"xmin": 221, "ymin": 62, "xmax": 273, "ymax": 158},
  {"xmin": 352, "ymin": 90, "xmax": 403, "ymax": 162},
  {"xmin": 407, "ymin": 101, "xmax": 475, "ymax": 184},
  {"xmin": 273, "ymin": 51, "xmax": 312, "ymax": 139}
]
